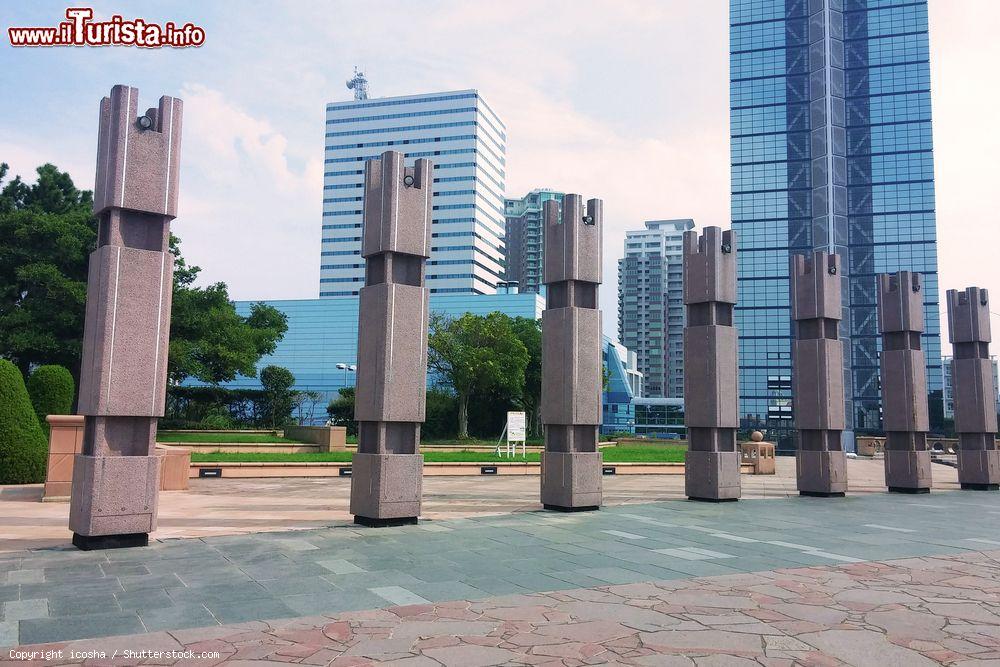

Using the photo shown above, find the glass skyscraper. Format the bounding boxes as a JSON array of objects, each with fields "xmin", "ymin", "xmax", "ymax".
[
  {"xmin": 730, "ymin": 0, "xmax": 941, "ymax": 445},
  {"xmin": 321, "ymin": 90, "xmax": 507, "ymax": 297}
]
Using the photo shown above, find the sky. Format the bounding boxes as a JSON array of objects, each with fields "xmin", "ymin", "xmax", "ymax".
[{"xmin": 2, "ymin": 1, "xmax": 998, "ymax": 346}]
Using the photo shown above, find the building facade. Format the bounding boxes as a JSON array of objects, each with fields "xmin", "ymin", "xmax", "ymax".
[
  {"xmin": 618, "ymin": 219, "xmax": 694, "ymax": 398},
  {"xmin": 222, "ymin": 294, "xmax": 544, "ymax": 423},
  {"xmin": 942, "ymin": 356, "xmax": 1000, "ymax": 421},
  {"xmin": 322, "ymin": 90, "xmax": 507, "ymax": 296},
  {"xmin": 603, "ymin": 339, "xmax": 644, "ymax": 435},
  {"xmin": 730, "ymin": 0, "xmax": 942, "ymax": 444},
  {"xmin": 504, "ymin": 189, "xmax": 564, "ymax": 294},
  {"xmin": 214, "ymin": 295, "xmax": 648, "ymax": 434}
]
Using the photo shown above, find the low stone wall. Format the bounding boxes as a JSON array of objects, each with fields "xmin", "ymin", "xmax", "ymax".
[
  {"xmin": 740, "ymin": 441, "xmax": 776, "ymax": 474},
  {"xmin": 41, "ymin": 415, "xmax": 190, "ymax": 500},
  {"xmin": 43, "ymin": 415, "xmax": 85, "ymax": 500},
  {"xmin": 283, "ymin": 425, "xmax": 348, "ymax": 452}
]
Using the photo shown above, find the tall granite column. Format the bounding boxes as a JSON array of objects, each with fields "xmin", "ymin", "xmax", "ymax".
[
  {"xmin": 349, "ymin": 150, "xmax": 431, "ymax": 526},
  {"xmin": 540, "ymin": 194, "xmax": 603, "ymax": 511},
  {"xmin": 69, "ymin": 85, "xmax": 183, "ymax": 550},
  {"xmin": 791, "ymin": 251, "xmax": 848, "ymax": 497},
  {"xmin": 947, "ymin": 287, "xmax": 1000, "ymax": 490},
  {"xmin": 877, "ymin": 271, "xmax": 931, "ymax": 493},
  {"xmin": 682, "ymin": 227, "xmax": 740, "ymax": 501}
]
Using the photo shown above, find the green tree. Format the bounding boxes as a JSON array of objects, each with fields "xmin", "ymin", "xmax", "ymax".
[
  {"xmin": 260, "ymin": 365, "xmax": 296, "ymax": 428},
  {"xmin": 428, "ymin": 312, "xmax": 529, "ymax": 438},
  {"xmin": 0, "ymin": 359, "xmax": 49, "ymax": 484},
  {"xmin": 326, "ymin": 386, "xmax": 357, "ymax": 436},
  {"xmin": 0, "ymin": 163, "xmax": 96, "ymax": 377},
  {"xmin": 26, "ymin": 364, "xmax": 75, "ymax": 433},
  {"xmin": 510, "ymin": 317, "xmax": 542, "ymax": 438},
  {"xmin": 0, "ymin": 163, "xmax": 288, "ymax": 389},
  {"xmin": 167, "ymin": 235, "xmax": 288, "ymax": 385}
]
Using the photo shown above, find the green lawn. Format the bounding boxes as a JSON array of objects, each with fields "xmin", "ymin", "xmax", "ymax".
[
  {"xmin": 158, "ymin": 432, "xmax": 300, "ymax": 444},
  {"xmin": 189, "ymin": 445, "xmax": 686, "ymax": 464}
]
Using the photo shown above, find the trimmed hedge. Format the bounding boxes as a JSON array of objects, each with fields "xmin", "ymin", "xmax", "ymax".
[
  {"xmin": 27, "ymin": 364, "xmax": 75, "ymax": 433},
  {"xmin": 0, "ymin": 360, "xmax": 49, "ymax": 484}
]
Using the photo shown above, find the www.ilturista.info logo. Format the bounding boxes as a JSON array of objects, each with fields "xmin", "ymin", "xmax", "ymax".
[{"xmin": 8, "ymin": 8, "xmax": 205, "ymax": 48}]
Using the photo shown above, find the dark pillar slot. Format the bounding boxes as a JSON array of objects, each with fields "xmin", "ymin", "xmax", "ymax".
[
  {"xmin": 392, "ymin": 254, "xmax": 424, "ymax": 287},
  {"xmin": 366, "ymin": 255, "xmax": 386, "ymax": 285}
]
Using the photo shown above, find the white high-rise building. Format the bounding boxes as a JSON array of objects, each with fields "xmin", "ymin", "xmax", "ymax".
[
  {"xmin": 321, "ymin": 90, "xmax": 507, "ymax": 296},
  {"xmin": 617, "ymin": 219, "xmax": 694, "ymax": 398}
]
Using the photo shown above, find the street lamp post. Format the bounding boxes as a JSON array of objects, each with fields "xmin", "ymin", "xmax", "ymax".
[{"xmin": 336, "ymin": 363, "xmax": 357, "ymax": 387}]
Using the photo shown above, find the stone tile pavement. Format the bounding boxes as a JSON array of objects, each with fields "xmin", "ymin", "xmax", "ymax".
[
  {"xmin": 7, "ymin": 547, "xmax": 1000, "ymax": 665},
  {"xmin": 2, "ymin": 484, "xmax": 1000, "ymax": 655},
  {"xmin": 0, "ymin": 457, "xmax": 963, "ymax": 552}
]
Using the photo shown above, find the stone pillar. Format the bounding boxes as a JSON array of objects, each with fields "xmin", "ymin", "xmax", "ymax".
[
  {"xmin": 946, "ymin": 287, "xmax": 1000, "ymax": 490},
  {"xmin": 349, "ymin": 150, "xmax": 431, "ymax": 526},
  {"xmin": 69, "ymin": 85, "xmax": 182, "ymax": 550},
  {"xmin": 877, "ymin": 271, "xmax": 932, "ymax": 493},
  {"xmin": 540, "ymin": 194, "xmax": 603, "ymax": 511},
  {"xmin": 791, "ymin": 251, "xmax": 847, "ymax": 497},
  {"xmin": 682, "ymin": 227, "xmax": 740, "ymax": 501}
]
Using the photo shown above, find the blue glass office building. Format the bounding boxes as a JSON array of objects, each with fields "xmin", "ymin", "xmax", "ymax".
[
  {"xmin": 730, "ymin": 0, "xmax": 942, "ymax": 443},
  {"xmin": 217, "ymin": 295, "xmax": 646, "ymax": 433}
]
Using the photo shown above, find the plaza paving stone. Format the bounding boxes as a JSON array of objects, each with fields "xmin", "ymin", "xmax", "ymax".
[
  {"xmin": 4, "ymin": 547, "xmax": 1000, "ymax": 665},
  {"xmin": 1, "ymin": 485, "xmax": 1000, "ymax": 657}
]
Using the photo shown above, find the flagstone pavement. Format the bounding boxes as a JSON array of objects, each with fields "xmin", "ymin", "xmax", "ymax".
[{"xmin": 4, "ymin": 458, "xmax": 1000, "ymax": 664}]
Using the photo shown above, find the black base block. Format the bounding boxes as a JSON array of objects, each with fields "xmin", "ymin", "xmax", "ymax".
[
  {"xmin": 888, "ymin": 486, "xmax": 930, "ymax": 494},
  {"xmin": 688, "ymin": 497, "xmax": 739, "ymax": 503},
  {"xmin": 799, "ymin": 491, "xmax": 846, "ymax": 498},
  {"xmin": 353, "ymin": 515, "xmax": 418, "ymax": 528},
  {"xmin": 72, "ymin": 532, "xmax": 148, "ymax": 551},
  {"xmin": 961, "ymin": 483, "xmax": 1000, "ymax": 491},
  {"xmin": 543, "ymin": 504, "xmax": 599, "ymax": 512}
]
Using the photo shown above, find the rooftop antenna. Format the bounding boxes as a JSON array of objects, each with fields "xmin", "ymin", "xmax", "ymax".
[{"xmin": 346, "ymin": 66, "xmax": 369, "ymax": 101}]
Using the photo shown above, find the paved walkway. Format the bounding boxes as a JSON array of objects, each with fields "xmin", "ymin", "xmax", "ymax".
[
  {"xmin": 3, "ymin": 480, "xmax": 1000, "ymax": 657},
  {"xmin": 0, "ymin": 458, "xmax": 962, "ymax": 552},
  {"xmin": 11, "ymin": 548, "xmax": 1000, "ymax": 666}
]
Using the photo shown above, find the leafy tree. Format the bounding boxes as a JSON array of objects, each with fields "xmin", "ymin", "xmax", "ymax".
[
  {"xmin": 167, "ymin": 235, "xmax": 288, "ymax": 385},
  {"xmin": 424, "ymin": 388, "xmax": 458, "ymax": 440},
  {"xmin": 0, "ymin": 163, "xmax": 288, "ymax": 390},
  {"xmin": 428, "ymin": 312, "xmax": 529, "ymax": 438},
  {"xmin": 510, "ymin": 317, "xmax": 542, "ymax": 438},
  {"xmin": 260, "ymin": 365, "xmax": 296, "ymax": 427},
  {"xmin": 0, "ymin": 163, "xmax": 96, "ymax": 377},
  {"xmin": 26, "ymin": 364, "xmax": 75, "ymax": 433},
  {"xmin": 293, "ymin": 390, "xmax": 322, "ymax": 425},
  {"xmin": 326, "ymin": 386, "xmax": 357, "ymax": 436},
  {"xmin": 0, "ymin": 359, "xmax": 48, "ymax": 484}
]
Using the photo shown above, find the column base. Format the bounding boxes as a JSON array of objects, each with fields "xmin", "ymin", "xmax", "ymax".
[
  {"xmin": 540, "ymin": 451, "xmax": 602, "ymax": 510},
  {"xmin": 72, "ymin": 532, "xmax": 148, "ymax": 550},
  {"xmin": 957, "ymin": 449, "xmax": 1000, "ymax": 489},
  {"xmin": 796, "ymin": 449, "xmax": 848, "ymax": 496},
  {"xmin": 685, "ymin": 450, "xmax": 741, "ymax": 501},
  {"xmin": 888, "ymin": 486, "xmax": 930, "ymax": 494},
  {"xmin": 961, "ymin": 483, "xmax": 1000, "ymax": 491},
  {"xmin": 68, "ymin": 455, "xmax": 160, "ymax": 537},
  {"xmin": 884, "ymin": 449, "xmax": 932, "ymax": 492},
  {"xmin": 349, "ymin": 453, "xmax": 422, "ymax": 524},
  {"xmin": 353, "ymin": 515, "xmax": 418, "ymax": 527},
  {"xmin": 543, "ymin": 503, "xmax": 599, "ymax": 512}
]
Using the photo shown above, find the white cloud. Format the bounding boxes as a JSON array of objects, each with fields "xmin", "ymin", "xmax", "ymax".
[{"xmin": 170, "ymin": 84, "xmax": 322, "ymax": 300}]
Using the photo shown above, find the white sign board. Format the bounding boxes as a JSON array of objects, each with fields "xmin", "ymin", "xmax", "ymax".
[
  {"xmin": 507, "ymin": 411, "xmax": 526, "ymax": 442},
  {"xmin": 505, "ymin": 411, "xmax": 527, "ymax": 457}
]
